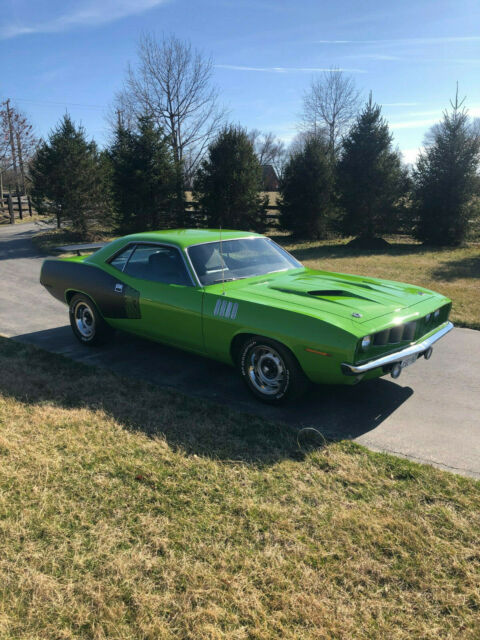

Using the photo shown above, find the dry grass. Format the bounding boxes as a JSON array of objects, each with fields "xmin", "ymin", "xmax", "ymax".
[
  {"xmin": 279, "ymin": 236, "xmax": 480, "ymax": 331},
  {"xmin": 184, "ymin": 191, "xmax": 279, "ymax": 207},
  {"xmin": 32, "ymin": 228, "xmax": 116, "ymax": 256},
  {"xmin": 0, "ymin": 337, "xmax": 479, "ymax": 639},
  {"xmin": 0, "ymin": 213, "xmax": 45, "ymax": 226}
]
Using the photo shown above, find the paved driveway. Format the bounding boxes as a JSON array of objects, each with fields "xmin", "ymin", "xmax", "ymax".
[{"xmin": 1, "ymin": 222, "xmax": 479, "ymax": 478}]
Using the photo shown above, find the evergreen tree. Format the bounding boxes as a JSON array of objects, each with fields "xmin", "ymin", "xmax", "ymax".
[
  {"xmin": 109, "ymin": 114, "xmax": 180, "ymax": 232},
  {"xmin": 193, "ymin": 125, "xmax": 268, "ymax": 232},
  {"xmin": 337, "ymin": 95, "xmax": 406, "ymax": 239},
  {"xmin": 279, "ymin": 136, "xmax": 335, "ymax": 238},
  {"xmin": 413, "ymin": 91, "xmax": 480, "ymax": 245},
  {"xmin": 31, "ymin": 115, "xmax": 111, "ymax": 235}
]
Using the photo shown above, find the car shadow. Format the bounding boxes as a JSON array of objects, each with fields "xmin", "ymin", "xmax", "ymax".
[{"xmin": 9, "ymin": 327, "xmax": 414, "ymax": 463}]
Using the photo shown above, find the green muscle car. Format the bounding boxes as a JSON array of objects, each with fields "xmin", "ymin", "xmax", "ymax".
[{"xmin": 40, "ymin": 229, "xmax": 453, "ymax": 403}]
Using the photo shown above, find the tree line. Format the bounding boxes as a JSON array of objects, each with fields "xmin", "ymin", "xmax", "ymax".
[{"xmin": 5, "ymin": 33, "xmax": 480, "ymax": 246}]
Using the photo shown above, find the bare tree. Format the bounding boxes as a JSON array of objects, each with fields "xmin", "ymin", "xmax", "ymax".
[
  {"xmin": 248, "ymin": 129, "xmax": 286, "ymax": 177},
  {"xmin": 423, "ymin": 112, "xmax": 480, "ymax": 149},
  {"xmin": 471, "ymin": 117, "xmax": 480, "ymax": 142},
  {"xmin": 117, "ymin": 33, "xmax": 226, "ymax": 180},
  {"xmin": 300, "ymin": 68, "xmax": 360, "ymax": 156},
  {"xmin": 287, "ymin": 130, "xmax": 328, "ymax": 158},
  {"xmin": 0, "ymin": 102, "xmax": 37, "ymax": 217}
]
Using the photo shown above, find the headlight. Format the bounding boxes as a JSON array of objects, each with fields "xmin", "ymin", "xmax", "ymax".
[
  {"xmin": 361, "ymin": 335, "xmax": 372, "ymax": 350},
  {"xmin": 434, "ymin": 309, "xmax": 440, "ymax": 319},
  {"xmin": 425, "ymin": 313, "xmax": 432, "ymax": 323}
]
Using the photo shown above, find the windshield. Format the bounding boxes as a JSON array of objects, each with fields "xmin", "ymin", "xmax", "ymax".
[{"xmin": 187, "ymin": 237, "xmax": 303, "ymax": 286}]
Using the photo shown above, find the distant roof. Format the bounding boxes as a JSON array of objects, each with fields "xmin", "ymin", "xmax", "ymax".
[
  {"xmin": 262, "ymin": 164, "xmax": 279, "ymax": 190},
  {"xmin": 122, "ymin": 228, "xmax": 262, "ymax": 249}
]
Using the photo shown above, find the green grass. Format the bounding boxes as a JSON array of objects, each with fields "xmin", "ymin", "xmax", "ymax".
[
  {"xmin": 0, "ymin": 337, "xmax": 479, "ymax": 639},
  {"xmin": 279, "ymin": 235, "xmax": 480, "ymax": 331}
]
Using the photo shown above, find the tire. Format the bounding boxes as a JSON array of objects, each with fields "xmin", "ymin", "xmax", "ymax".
[
  {"xmin": 238, "ymin": 336, "xmax": 309, "ymax": 404},
  {"xmin": 69, "ymin": 294, "xmax": 113, "ymax": 346}
]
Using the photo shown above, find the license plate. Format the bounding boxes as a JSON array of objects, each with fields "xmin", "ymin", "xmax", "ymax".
[{"xmin": 401, "ymin": 354, "xmax": 417, "ymax": 369}]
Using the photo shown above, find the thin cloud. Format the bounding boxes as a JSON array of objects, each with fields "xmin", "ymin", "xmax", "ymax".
[
  {"xmin": 352, "ymin": 54, "xmax": 402, "ymax": 60},
  {"xmin": 0, "ymin": 0, "xmax": 168, "ymax": 39},
  {"xmin": 402, "ymin": 109, "xmax": 442, "ymax": 117},
  {"xmin": 383, "ymin": 102, "xmax": 419, "ymax": 107},
  {"xmin": 215, "ymin": 64, "xmax": 366, "ymax": 73},
  {"xmin": 449, "ymin": 58, "xmax": 480, "ymax": 65},
  {"xmin": 390, "ymin": 118, "xmax": 439, "ymax": 130},
  {"xmin": 390, "ymin": 106, "xmax": 480, "ymax": 128},
  {"xmin": 316, "ymin": 36, "xmax": 480, "ymax": 45}
]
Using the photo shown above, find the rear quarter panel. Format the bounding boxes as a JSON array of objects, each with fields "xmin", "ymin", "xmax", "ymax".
[{"xmin": 40, "ymin": 257, "xmax": 141, "ymax": 321}]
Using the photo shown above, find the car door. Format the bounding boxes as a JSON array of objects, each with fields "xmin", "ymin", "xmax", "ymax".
[{"xmin": 107, "ymin": 243, "xmax": 204, "ymax": 353}]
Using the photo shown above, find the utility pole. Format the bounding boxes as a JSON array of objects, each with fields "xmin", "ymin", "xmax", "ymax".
[
  {"xmin": 16, "ymin": 129, "xmax": 27, "ymax": 196},
  {"xmin": 0, "ymin": 168, "xmax": 4, "ymax": 215},
  {"xmin": 4, "ymin": 99, "xmax": 23, "ymax": 219}
]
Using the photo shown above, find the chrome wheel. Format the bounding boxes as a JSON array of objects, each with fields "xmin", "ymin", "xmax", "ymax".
[
  {"xmin": 74, "ymin": 301, "xmax": 95, "ymax": 339},
  {"xmin": 247, "ymin": 344, "xmax": 286, "ymax": 396}
]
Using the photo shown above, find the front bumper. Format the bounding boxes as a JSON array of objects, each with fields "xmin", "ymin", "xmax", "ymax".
[{"xmin": 341, "ymin": 321, "xmax": 454, "ymax": 375}]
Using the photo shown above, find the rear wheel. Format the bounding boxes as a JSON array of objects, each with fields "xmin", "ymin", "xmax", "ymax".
[
  {"xmin": 69, "ymin": 294, "xmax": 113, "ymax": 346},
  {"xmin": 238, "ymin": 336, "xmax": 309, "ymax": 403}
]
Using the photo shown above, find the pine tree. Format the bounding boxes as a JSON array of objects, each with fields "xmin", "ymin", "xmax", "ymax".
[
  {"xmin": 337, "ymin": 94, "xmax": 405, "ymax": 239},
  {"xmin": 413, "ymin": 91, "xmax": 480, "ymax": 245},
  {"xmin": 193, "ymin": 125, "xmax": 268, "ymax": 232},
  {"xmin": 31, "ymin": 115, "xmax": 111, "ymax": 235},
  {"xmin": 279, "ymin": 136, "xmax": 335, "ymax": 238},
  {"xmin": 109, "ymin": 114, "xmax": 180, "ymax": 232}
]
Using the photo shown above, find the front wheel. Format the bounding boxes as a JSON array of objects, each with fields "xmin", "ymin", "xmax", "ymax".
[
  {"xmin": 69, "ymin": 294, "xmax": 113, "ymax": 346},
  {"xmin": 238, "ymin": 337, "xmax": 309, "ymax": 404}
]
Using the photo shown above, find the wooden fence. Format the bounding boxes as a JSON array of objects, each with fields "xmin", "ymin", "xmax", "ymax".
[
  {"xmin": 0, "ymin": 190, "xmax": 281, "ymax": 226},
  {"xmin": 185, "ymin": 190, "xmax": 281, "ymax": 227},
  {"xmin": 0, "ymin": 193, "xmax": 36, "ymax": 222}
]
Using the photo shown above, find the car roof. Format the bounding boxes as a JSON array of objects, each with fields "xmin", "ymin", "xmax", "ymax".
[{"xmin": 121, "ymin": 229, "xmax": 262, "ymax": 249}]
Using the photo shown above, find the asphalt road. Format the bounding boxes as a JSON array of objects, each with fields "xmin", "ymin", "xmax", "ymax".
[{"xmin": 1, "ymin": 222, "xmax": 479, "ymax": 478}]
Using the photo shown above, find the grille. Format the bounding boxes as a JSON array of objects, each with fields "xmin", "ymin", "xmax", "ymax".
[{"xmin": 373, "ymin": 321, "xmax": 417, "ymax": 346}]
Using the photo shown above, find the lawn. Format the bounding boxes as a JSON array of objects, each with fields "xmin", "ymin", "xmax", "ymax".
[
  {"xmin": 32, "ymin": 227, "xmax": 115, "ymax": 254},
  {"xmin": 280, "ymin": 236, "xmax": 480, "ymax": 331},
  {"xmin": 0, "ymin": 213, "xmax": 44, "ymax": 226},
  {"xmin": 0, "ymin": 337, "xmax": 479, "ymax": 639}
]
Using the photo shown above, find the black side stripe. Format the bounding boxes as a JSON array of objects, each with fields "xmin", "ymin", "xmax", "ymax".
[{"xmin": 40, "ymin": 259, "xmax": 141, "ymax": 319}]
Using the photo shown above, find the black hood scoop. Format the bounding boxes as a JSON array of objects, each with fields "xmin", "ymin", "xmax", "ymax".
[
  {"xmin": 309, "ymin": 289, "xmax": 355, "ymax": 297},
  {"xmin": 271, "ymin": 286, "xmax": 374, "ymax": 302},
  {"xmin": 308, "ymin": 289, "xmax": 374, "ymax": 302}
]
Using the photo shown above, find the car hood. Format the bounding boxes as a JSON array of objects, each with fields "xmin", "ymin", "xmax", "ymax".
[{"xmin": 232, "ymin": 269, "xmax": 435, "ymax": 323}]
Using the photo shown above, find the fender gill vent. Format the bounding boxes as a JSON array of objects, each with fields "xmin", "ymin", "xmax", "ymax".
[{"xmin": 213, "ymin": 299, "xmax": 238, "ymax": 319}]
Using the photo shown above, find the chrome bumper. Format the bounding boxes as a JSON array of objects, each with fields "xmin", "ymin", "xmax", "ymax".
[{"xmin": 342, "ymin": 321, "xmax": 454, "ymax": 375}]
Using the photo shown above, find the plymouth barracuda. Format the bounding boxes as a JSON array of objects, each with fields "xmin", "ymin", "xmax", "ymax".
[{"xmin": 40, "ymin": 229, "xmax": 453, "ymax": 403}]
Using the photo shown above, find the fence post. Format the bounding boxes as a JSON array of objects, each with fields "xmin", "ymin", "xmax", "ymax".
[
  {"xmin": 27, "ymin": 195, "xmax": 33, "ymax": 216},
  {"xmin": 16, "ymin": 192, "xmax": 23, "ymax": 219},
  {"xmin": 0, "ymin": 171, "xmax": 4, "ymax": 215},
  {"xmin": 7, "ymin": 193, "xmax": 14, "ymax": 224}
]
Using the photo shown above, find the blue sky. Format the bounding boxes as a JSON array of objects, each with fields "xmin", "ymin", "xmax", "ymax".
[{"xmin": 2, "ymin": 0, "xmax": 480, "ymax": 164}]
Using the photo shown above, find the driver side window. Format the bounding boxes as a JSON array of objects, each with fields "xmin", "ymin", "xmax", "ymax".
[{"xmin": 110, "ymin": 244, "xmax": 192, "ymax": 286}]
